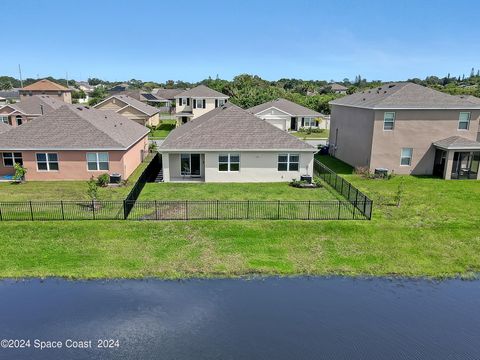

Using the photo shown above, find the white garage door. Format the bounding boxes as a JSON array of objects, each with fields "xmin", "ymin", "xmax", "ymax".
[{"xmin": 265, "ymin": 118, "xmax": 285, "ymax": 130}]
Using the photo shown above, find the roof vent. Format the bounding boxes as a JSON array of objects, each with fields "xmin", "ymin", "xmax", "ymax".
[
  {"xmin": 384, "ymin": 91, "xmax": 387, "ymax": 93},
  {"xmin": 388, "ymin": 84, "xmax": 395, "ymax": 88},
  {"xmin": 77, "ymin": 107, "xmax": 83, "ymax": 111},
  {"xmin": 362, "ymin": 98, "xmax": 366, "ymax": 101}
]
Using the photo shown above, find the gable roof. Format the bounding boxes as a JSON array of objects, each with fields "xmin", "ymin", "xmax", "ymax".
[
  {"xmin": 175, "ymin": 85, "xmax": 229, "ymax": 99},
  {"xmin": 247, "ymin": 98, "xmax": 323, "ymax": 117},
  {"xmin": 329, "ymin": 83, "xmax": 348, "ymax": 91},
  {"xmin": 154, "ymin": 88, "xmax": 185, "ymax": 100},
  {"xmin": 6, "ymin": 95, "xmax": 66, "ymax": 115},
  {"xmin": 0, "ymin": 122, "xmax": 11, "ymax": 134},
  {"xmin": 329, "ymin": 82, "xmax": 480, "ymax": 109},
  {"xmin": 21, "ymin": 79, "xmax": 70, "ymax": 92},
  {"xmin": 433, "ymin": 136, "xmax": 480, "ymax": 150},
  {"xmin": 160, "ymin": 103, "xmax": 315, "ymax": 151},
  {"xmin": 0, "ymin": 105, "xmax": 149, "ymax": 150},
  {"xmin": 94, "ymin": 95, "xmax": 159, "ymax": 116}
]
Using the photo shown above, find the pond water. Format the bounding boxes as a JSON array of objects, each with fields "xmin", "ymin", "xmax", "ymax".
[{"xmin": 0, "ymin": 277, "xmax": 479, "ymax": 359}]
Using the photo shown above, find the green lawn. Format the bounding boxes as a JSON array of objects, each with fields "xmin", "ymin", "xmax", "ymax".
[
  {"xmin": 0, "ymin": 154, "xmax": 154, "ymax": 201},
  {"xmin": 292, "ymin": 129, "xmax": 329, "ymax": 139},
  {"xmin": 138, "ymin": 182, "xmax": 338, "ymax": 201},
  {"xmin": 149, "ymin": 120, "xmax": 176, "ymax": 139},
  {"xmin": 0, "ymin": 155, "xmax": 479, "ymax": 279}
]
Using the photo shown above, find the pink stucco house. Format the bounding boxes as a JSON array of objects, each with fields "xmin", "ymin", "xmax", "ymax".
[{"xmin": 0, "ymin": 105, "xmax": 149, "ymax": 181}]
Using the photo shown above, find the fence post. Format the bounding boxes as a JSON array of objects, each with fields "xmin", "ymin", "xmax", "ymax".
[
  {"xmin": 92, "ymin": 200, "xmax": 96, "ymax": 220},
  {"xmin": 61, "ymin": 201, "xmax": 65, "ymax": 220},
  {"xmin": 347, "ymin": 183, "xmax": 351, "ymax": 200},
  {"xmin": 185, "ymin": 200, "xmax": 188, "ymax": 220},
  {"xmin": 246, "ymin": 200, "xmax": 250, "ymax": 219},
  {"xmin": 340, "ymin": 178, "xmax": 344, "ymax": 196},
  {"xmin": 155, "ymin": 200, "xmax": 158, "ymax": 220},
  {"xmin": 29, "ymin": 201, "xmax": 34, "ymax": 221},
  {"xmin": 307, "ymin": 200, "xmax": 311, "ymax": 220},
  {"xmin": 0, "ymin": 203, "xmax": 2, "ymax": 221},
  {"xmin": 337, "ymin": 201, "xmax": 341, "ymax": 219},
  {"xmin": 216, "ymin": 200, "xmax": 219, "ymax": 220},
  {"xmin": 123, "ymin": 200, "xmax": 127, "ymax": 220},
  {"xmin": 277, "ymin": 200, "xmax": 280, "ymax": 219}
]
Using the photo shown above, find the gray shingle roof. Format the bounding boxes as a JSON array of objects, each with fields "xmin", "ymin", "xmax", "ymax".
[
  {"xmin": 0, "ymin": 105, "xmax": 149, "ymax": 150},
  {"xmin": 175, "ymin": 85, "xmax": 228, "ymax": 99},
  {"xmin": 95, "ymin": 95, "xmax": 159, "ymax": 116},
  {"xmin": 247, "ymin": 98, "xmax": 323, "ymax": 117},
  {"xmin": 329, "ymin": 82, "xmax": 480, "ymax": 109},
  {"xmin": 0, "ymin": 122, "xmax": 11, "ymax": 134},
  {"xmin": 154, "ymin": 88, "xmax": 185, "ymax": 100},
  {"xmin": 433, "ymin": 136, "xmax": 480, "ymax": 150},
  {"xmin": 160, "ymin": 103, "xmax": 315, "ymax": 151},
  {"xmin": 7, "ymin": 95, "xmax": 66, "ymax": 115}
]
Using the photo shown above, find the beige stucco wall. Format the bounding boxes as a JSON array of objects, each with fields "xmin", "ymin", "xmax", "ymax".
[
  {"xmin": 95, "ymin": 97, "xmax": 127, "ymax": 111},
  {"xmin": 370, "ymin": 109, "xmax": 480, "ymax": 175},
  {"xmin": 161, "ymin": 151, "xmax": 315, "ymax": 182},
  {"xmin": 0, "ymin": 135, "xmax": 148, "ymax": 180},
  {"xmin": 329, "ymin": 105, "xmax": 375, "ymax": 168},
  {"xmin": 176, "ymin": 97, "xmax": 227, "ymax": 120}
]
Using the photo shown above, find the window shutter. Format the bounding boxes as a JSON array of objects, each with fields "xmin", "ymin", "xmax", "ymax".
[
  {"xmin": 215, "ymin": 99, "xmax": 218, "ymax": 108},
  {"xmin": 193, "ymin": 99, "xmax": 196, "ymax": 109},
  {"xmin": 187, "ymin": 98, "xmax": 190, "ymax": 106},
  {"xmin": 203, "ymin": 99, "xmax": 206, "ymax": 108},
  {"xmin": 301, "ymin": 118, "xmax": 305, "ymax": 127},
  {"xmin": 179, "ymin": 98, "xmax": 182, "ymax": 106}
]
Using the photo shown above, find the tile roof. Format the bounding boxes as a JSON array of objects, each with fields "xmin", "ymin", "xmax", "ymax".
[
  {"xmin": 22, "ymin": 79, "xmax": 70, "ymax": 92},
  {"xmin": 329, "ymin": 82, "xmax": 480, "ymax": 109},
  {"xmin": 153, "ymin": 88, "xmax": 185, "ymax": 100},
  {"xmin": 247, "ymin": 98, "xmax": 323, "ymax": 117},
  {"xmin": 0, "ymin": 122, "xmax": 11, "ymax": 134},
  {"xmin": 175, "ymin": 85, "xmax": 229, "ymax": 98},
  {"xmin": 160, "ymin": 103, "xmax": 316, "ymax": 151},
  {"xmin": 0, "ymin": 105, "xmax": 149, "ymax": 150},
  {"xmin": 433, "ymin": 136, "xmax": 480, "ymax": 150},
  {"xmin": 95, "ymin": 95, "xmax": 159, "ymax": 116},
  {"xmin": 7, "ymin": 95, "xmax": 66, "ymax": 115}
]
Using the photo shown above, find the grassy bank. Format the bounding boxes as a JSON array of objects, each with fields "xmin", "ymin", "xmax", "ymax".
[{"xmin": 0, "ymin": 155, "xmax": 479, "ymax": 279}]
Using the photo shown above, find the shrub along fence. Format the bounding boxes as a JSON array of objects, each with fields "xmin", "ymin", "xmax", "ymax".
[
  {"xmin": 314, "ymin": 159, "xmax": 373, "ymax": 220},
  {"xmin": 0, "ymin": 156, "xmax": 372, "ymax": 221}
]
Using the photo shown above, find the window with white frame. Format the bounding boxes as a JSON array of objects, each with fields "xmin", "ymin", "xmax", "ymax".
[
  {"xmin": 218, "ymin": 99, "xmax": 226, "ymax": 106},
  {"xmin": 383, "ymin": 112, "xmax": 395, "ymax": 130},
  {"xmin": 0, "ymin": 116, "xmax": 8, "ymax": 124},
  {"xmin": 400, "ymin": 148, "xmax": 413, "ymax": 166},
  {"xmin": 218, "ymin": 153, "xmax": 240, "ymax": 171},
  {"xmin": 278, "ymin": 154, "xmax": 299, "ymax": 171},
  {"xmin": 86, "ymin": 152, "xmax": 109, "ymax": 171},
  {"xmin": 303, "ymin": 117, "xmax": 316, "ymax": 127},
  {"xmin": 195, "ymin": 99, "xmax": 204, "ymax": 108},
  {"xmin": 458, "ymin": 112, "xmax": 470, "ymax": 130},
  {"xmin": 2, "ymin": 152, "xmax": 23, "ymax": 167},
  {"xmin": 36, "ymin": 153, "xmax": 59, "ymax": 171}
]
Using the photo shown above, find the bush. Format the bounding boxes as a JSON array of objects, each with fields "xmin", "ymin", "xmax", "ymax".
[
  {"xmin": 97, "ymin": 173, "xmax": 110, "ymax": 187},
  {"xmin": 13, "ymin": 163, "xmax": 27, "ymax": 182}
]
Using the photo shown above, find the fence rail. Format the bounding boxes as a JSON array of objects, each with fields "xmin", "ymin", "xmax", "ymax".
[
  {"xmin": 314, "ymin": 159, "xmax": 373, "ymax": 219},
  {"xmin": 0, "ymin": 199, "xmax": 370, "ymax": 221}
]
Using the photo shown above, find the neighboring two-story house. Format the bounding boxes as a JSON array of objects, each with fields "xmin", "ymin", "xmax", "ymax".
[
  {"xmin": 0, "ymin": 95, "xmax": 65, "ymax": 127},
  {"xmin": 329, "ymin": 82, "xmax": 480, "ymax": 179},
  {"xmin": 19, "ymin": 79, "xmax": 72, "ymax": 104},
  {"xmin": 174, "ymin": 85, "xmax": 229, "ymax": 125}
]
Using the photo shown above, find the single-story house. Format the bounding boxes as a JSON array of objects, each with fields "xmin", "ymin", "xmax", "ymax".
[
  {"xmin": 0, "ymin": 95, "xmax": 65, "ymax": 127},
  {"xmin": 20, "ymin": 79, "xmax": 72, "ymax": 104},
  {"xmin": 0, "ymin": 105, "xmax": 149, "ymax": 181},
  {"xmin": 174, "ymin": 85, "xmax": 229, "ymax": 125},
  {"xmin": 159, "ymin": 103, "xmax": 317, "ymax": 182},
  {"xmin": 94, "ymin": 95, "xmax": 160, "ymax": 127},
  {"xmin": 247, "ymin": 98, "xmax": 326, "ymax": 131},
  {"xmin": 328, "ymin": 83, "xmax": 348, "ymax": 94},
  {"xmin": 0, "ymin": 89, "xmax": 20, "ymax": 103},
  {"xmin": 329, "ymin": 82, "xmax": 480, "ymax": 179}
]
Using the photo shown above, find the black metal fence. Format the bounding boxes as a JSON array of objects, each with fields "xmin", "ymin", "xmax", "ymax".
[
  {"xmin": 0, "ymin": 199, "xmax": 370, "ymax": 221},
  {"xmin": 314, "ymin": 159, "xmax": 373, "ymax": 219},
  {"xmin": 0, "ymin": 156, "xmax": 373, "ymax": 221},
  {"xmin": 124, "ymin": 153, "xmax": 161, "ymax": 218}
]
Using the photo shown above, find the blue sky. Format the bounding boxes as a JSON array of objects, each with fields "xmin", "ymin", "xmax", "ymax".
[{"xmin": 3, "ymin": 0, "xmax": 480, "ymax": 82}]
